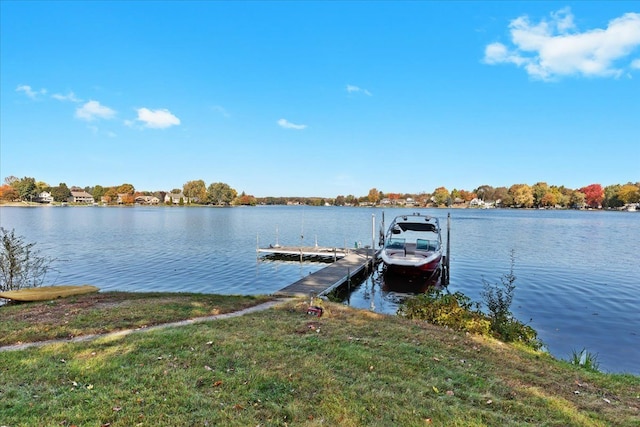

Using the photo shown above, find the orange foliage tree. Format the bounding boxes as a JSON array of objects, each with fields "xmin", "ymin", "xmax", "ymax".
[{"xmin": 579, "ymin": 184, "xmax": 604, "ymax": 208}]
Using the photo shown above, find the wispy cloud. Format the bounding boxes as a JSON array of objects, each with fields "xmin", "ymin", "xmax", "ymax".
[
  {"xmin": 211, "ymin": 105, "xmax": 230, "ymax": 118},
  {"xmin": 484, "ymin": 8, "xmax": 640, "ymax": 80},
  {"xmin": 346, "ymin": 84, "xmax": 372, "ymax": 96},
  {"xmin": 632, "ymin": 59, "xmax": 640, "ymax": 69},
  {"xmin": 135, "ymin": 108, "xmax": 181, "ymax": 129},
  {"xmin": 277, "ymin": 118, "xmax": 307, "ymax": 130},
  {"xmin": 52, "ymin": 91, "xmax": 82, "ymax": 103},
  {"xmin": 75, "ymin": 100, "xmax": 116, "ymax": 121},
  {"xmin": 16, "ymin": 84, "xmax": 47, "ymax": 99}
]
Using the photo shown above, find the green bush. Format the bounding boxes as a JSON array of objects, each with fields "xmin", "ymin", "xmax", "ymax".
[{"xmin": 398, "ymin": 288, "xmax": 490, "ymax": 335}]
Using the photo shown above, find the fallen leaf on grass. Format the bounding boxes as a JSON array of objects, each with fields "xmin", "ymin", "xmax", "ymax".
[
  {"xmin": 213, "ymin": 380, "xmax": 223, "ymax": 387},
  {"xmin": 112, "ymin": 406, "xmax": 122, "ymax": 412}
]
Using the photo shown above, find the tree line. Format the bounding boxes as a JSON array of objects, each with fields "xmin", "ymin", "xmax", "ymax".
[{"xmin": 1, "ymin": 175, "xmax": 639, "ymax": 209}]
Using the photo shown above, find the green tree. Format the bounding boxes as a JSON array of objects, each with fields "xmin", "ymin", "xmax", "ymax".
[
  {"xmin": 12, "ymin": 177, "xmax": 36, "ymax": 201},
  {"xmin": 91, "ymin": 185, "xmax": 106, "ymax": 203},
  {"xmin": 207, "ymin": 182, "xmax": 237, "ymax": 205},
  {"xmin": 603, "ymin": 184, "xmax": 622, "ymax": 208},
  {"xmin": 50, "ymin": 183, "xmax": 72, "ymax": 202},
  {"xmin": 183, "ymin": 180, "xmax": 207, "ymax": 203},
  {"xmin": 569, "ymin": 190, "xmax": 586, "ymax": 208}
]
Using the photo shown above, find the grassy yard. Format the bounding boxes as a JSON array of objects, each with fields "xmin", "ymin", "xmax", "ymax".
[{"xmin": 1, "ymin": 293, "xmax": 638, "ymax": 426}]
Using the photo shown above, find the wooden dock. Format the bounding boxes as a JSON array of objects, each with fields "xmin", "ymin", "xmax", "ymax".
[
  {"xmin": 274, "ymin": 248, "xmax": 377, "ymax": 297},
  {"xmin": 257, "ymin": 245, "xmax": 348, "ymax": 261}
]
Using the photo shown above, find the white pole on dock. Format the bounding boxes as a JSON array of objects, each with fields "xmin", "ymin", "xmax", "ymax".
[{"xmin": 371, "ymin": 214, "xmax": 375, "ymax": 261}]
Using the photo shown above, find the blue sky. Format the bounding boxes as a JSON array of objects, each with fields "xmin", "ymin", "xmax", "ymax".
[{"xmin": 1, "ymin": 1, "xmax": 639, "ymax": 198}]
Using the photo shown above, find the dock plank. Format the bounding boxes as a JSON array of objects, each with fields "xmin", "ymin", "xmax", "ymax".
[{"xmin": 275, "ymin": 249, "xmax": 376, "ymax": 297}]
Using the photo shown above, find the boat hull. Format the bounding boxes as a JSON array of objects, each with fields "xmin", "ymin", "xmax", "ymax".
[{"xmin": 381, "ymin": 254, "xmax": 443, "ymax": 277}]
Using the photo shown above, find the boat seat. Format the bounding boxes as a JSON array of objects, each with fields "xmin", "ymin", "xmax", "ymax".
[{"xmin": 404, "ymin": 243, "xmax": 416, "ymax": 255}]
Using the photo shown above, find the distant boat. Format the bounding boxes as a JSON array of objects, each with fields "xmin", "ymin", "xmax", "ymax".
[{"xmin": 379, "ymin": 213, "xmax": 443, "ymax": 278}]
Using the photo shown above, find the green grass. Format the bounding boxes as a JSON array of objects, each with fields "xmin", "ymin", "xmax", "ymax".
[
  {"xmin": 0, "ymin": 291, "xmax": 273, "ymax": 345},
  {"xmin": 1, "ymin": 296, "xmax": 639, "ymax": 426}
]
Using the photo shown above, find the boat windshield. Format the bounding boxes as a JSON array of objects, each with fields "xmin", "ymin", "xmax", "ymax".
[
  {"xmin": 417, "ymin": 239, "xmax": 438, "ymax": 251},
  {"xmin": 386, "ymin": 238, "xmax": 405, "ymax": 249}
]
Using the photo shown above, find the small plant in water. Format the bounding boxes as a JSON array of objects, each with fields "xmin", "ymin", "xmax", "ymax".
[
  {"xmin": 570, "ymin": 348, "xmax": 600, "ymax": 372},
  {"xmin": 480, "ymin": 249, "xmax": 541, "ymax": 349}
]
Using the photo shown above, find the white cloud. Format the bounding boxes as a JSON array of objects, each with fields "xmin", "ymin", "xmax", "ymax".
[
  {"xmin": 484, "ymin": 9, "xmax": 640, "ymax": 80},
  {"xmin": 632, "ymin": 58, "xmax": 640, "ymax": 69},
  {"xmin": 16, "ymin": 84, "xmax": 47, "ymax": 99},
  {"xmin": 277, "ymin": 118, "xmax": 307, "ymax": 130},
  {"xmin": 135, "ymin": 108, "xmax": 181, "ymax": 129},
  {"xmin": 75, "ymin": 100, "xmax": 116, "ymax": 121},
  {"xmin": 346, "ymin": 84, "xmax": 372, "ymax": 96},
  {"xmin": 52, "ymin": 91, "xmax": 81, "ymax": 102}
]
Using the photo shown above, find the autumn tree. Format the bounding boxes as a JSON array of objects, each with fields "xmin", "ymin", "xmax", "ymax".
[
  {"xmin": 182, "ymin": 180, "xmax": 206, "ymax": 203},
  {"xmin": 0, "ymin": 185, "xmax": 18, "ymax": 201},
  {"xmin": 432, "ymin": 187, "xmax": 450, "ymax": 206},
  {"xmin": 458, "ymin": 189, "xmax": 476, "ymax": 202},
  {"xmin": 120, "ymin": 193, "xmax": 135, "ymax": 205},
  {"xmin": 531, "ymin": 182, "xmax": 550, "ymax": 207},
  {"xmin": 508, "ymin": 184, "xmax": 533, "ymax": 208},
  {"xmin": 474, "ymin": 185, "xmax": 496, "ymax": 202},
  {"xmin": 618, "ymin": 183, "xmax": 640, "ymax": 204},
  {"xmin": 234, "ymin": 191, "xmax": 257, "ymax": 206},
  {"xmin": 207, "ymin": 182, "xmax": 237, "ymax": 205},
  {"xmin": 117, "ymin": 183, "xmax": 135, "ymax": 195},
  {"xmin": 579, "ymin": 184, "xmax": 604, "ymax": 208},
  {"xmin": 367, "ymin": 188, "xmax": 380, "ymax": 205}
]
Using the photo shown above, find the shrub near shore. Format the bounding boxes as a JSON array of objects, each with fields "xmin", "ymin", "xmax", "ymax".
[{"xmin": 1, "ymin": 294, "xmax": 638, "ymax": 426}]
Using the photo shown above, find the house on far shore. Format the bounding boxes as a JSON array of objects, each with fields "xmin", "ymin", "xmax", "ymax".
[
  {"xmin": 68, "ymin": 190, "xmax": 95, "ymax": 204},
  {"xmin": 34, "ymin": 191, "xmax": 54, "ymax": 204},
  {"xmin": 164, "ymin": 192, "xmax": 188, "ymax": 204},
  {"xmin": 135, "ymin": 195, "xmax": 160, "ymax": 205}
]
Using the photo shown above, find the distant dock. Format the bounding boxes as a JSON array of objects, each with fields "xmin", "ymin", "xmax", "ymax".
[
  {"xmin": 257, "ymin": 245, "xmax": 348, "ymax": 261},
  {"xmin": 258, "ymin": 247, "xmax": 377, "ymax": 297}
]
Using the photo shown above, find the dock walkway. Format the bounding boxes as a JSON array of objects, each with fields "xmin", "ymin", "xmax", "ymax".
[{"xmin": 274, "ymin": 248, "xmax": 376, "ymax": 297}]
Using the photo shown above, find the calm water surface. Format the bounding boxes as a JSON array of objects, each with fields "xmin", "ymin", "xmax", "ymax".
[{"xmin": 1, "ymin": 205, "xmax": 638, "ymax": 375}]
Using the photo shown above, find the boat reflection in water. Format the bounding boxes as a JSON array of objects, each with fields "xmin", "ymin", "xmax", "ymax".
[{"xmin": 381, "ymin": 267, "xmax": 443, "ymax": 294}]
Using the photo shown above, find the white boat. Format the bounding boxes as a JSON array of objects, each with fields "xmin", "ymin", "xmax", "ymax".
[{"xmin": 379, "ymin": 213, "xmax": 443, "ymax": 277}]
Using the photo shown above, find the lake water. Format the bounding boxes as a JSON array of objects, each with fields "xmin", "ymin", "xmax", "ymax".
[{"xmin": 1, "ymin": 205, "xmax": 638, "ymax": 375}]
